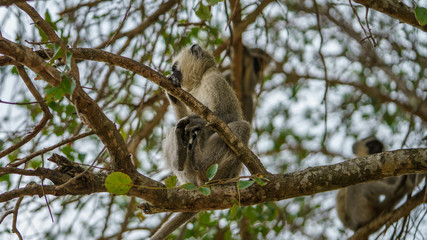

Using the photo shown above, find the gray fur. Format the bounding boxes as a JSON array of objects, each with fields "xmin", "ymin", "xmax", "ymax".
[
  {"xmin": 152, "ymin": 44, "xmax": 250, "ymax": 239},
  {"xmin": 336, "ymin": 136, "xmax": 424, "ymax": 231}
]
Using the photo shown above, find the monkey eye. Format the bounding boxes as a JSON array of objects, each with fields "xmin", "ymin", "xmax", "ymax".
[{"xmin": 172, "ymin": 63, "xmax": 178, "ymax": 71}]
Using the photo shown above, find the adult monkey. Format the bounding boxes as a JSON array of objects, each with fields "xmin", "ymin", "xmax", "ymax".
[
  {"xmin": 336, "ymin": 137, "xmax": 422, "ymax": 231},
  {"xmin": 151, "ymin": 44, "xmax": 251, "ymax": 239}
]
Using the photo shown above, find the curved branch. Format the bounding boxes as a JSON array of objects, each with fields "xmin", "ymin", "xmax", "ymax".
[{"xmin": 352, "ymin": 0, "xmax": 427, "ymax": 32}]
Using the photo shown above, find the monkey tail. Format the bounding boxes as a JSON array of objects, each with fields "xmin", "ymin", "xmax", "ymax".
[{"xmin": 151, "ymin": 212, "xmax": 197, "ymax": 240}]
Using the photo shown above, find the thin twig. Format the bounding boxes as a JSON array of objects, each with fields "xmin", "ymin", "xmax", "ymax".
[
  {"xmin": 6, "ymin": 131, "xmax": 94, "ymax": 168},
  {"xmin": 41, "ymin": 154, "xmax": 54, "ymax": 223},
  {"xmin": 0, "ymin": 66, "xmax": 52, "ymax": 159},
  {"xmin": 0, "ymin": 210, "xmax": 14, "ymax": 224},
  {"xmin": 0, "ymin": 99, "xmax": 46, "ymax": 105},
  {"xmin": 348, "ymin": 0, "xmax": 375, "ymax": 47},
  {"xmin": 104, "ymin": 0, "xmax": 133, "ymax": 47},
  {"xmin": 313, "ymin": 0, "xmax": 329, "ymax": 147},
  {"xmin": 12, "ymin": 197, "xmax": 24, "ymax": 240},
  {"xmin": 364, "ymin": 7, "xmax": 377, "ymax": 47}
]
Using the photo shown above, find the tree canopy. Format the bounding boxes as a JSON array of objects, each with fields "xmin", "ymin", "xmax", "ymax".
[{"xmin": 0, "ymin": 0, "xmax": 426, "ymax": 239}]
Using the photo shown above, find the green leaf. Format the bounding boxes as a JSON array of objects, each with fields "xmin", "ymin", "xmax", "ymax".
[
  {"xmin": 11, "ymin": 66, "xmax": 19, "ymax": 75},
  {"xmin": 61, "ymin": 145, "xmax": 73, "ymax": 158},
  {"xmin": 195, "ymin": 2, "xmax": 212, "ymax": 21},
  {"xmin": 60, "ymin": 75, "xmax": 75, "ymax": 95},
  {"xmin": 229, "ymin": 203, "xmax": 239, "ymax": 220},
  {"xmin": 45, "ymin": 86, "xmax": 64, "ymax": 101},
  {"xmin": 206, "ymin": 163, "xmax": 218, "ymax": 181},
  {"xmin": 254, "ymin": 175, "xmax": 267, "ymax": 186},
  {"xmin": 30, "ymin": 159, "xmax": 42, "ymax": 169},
  {"xmin": 44, "ymin": 10, "xmax": 58, "ymax": 31},
  {"xmin": 181, "ymin": 183, "xmax": 197, "ymax": 190},
  {"xmin": 238, "ymin": 180, "xmax": 255, "ymax": 190},
  {"xmin": 65, "ymin": 51, "xmax": 73, "ymax": 70},
  {"xmin": 165, "ymin": 175, "xmax": 178, "ymax": 189},
  {"xmin": 415, "ymin": 6, "xmax": 427, "ymax": 26},
  {"xmin": 105, "ymin": 172, "xmax": 133, "ymax": 195},
  {"xmin": 36, "ymin": 25, "xmax": 48, "ymax": 42},
  {"xmin": 207, "ymin": 0, "xmax": 222, "ymax": 5},
  {"xmin": 77, "ymin": 153, "xmax": 86, "ymax": 163},
  {"xmin": 199, "ymin": 187, "xmax": 211, "ymax": 196},
  {"xmin": 52, "ymin": 43, "xmax": 64, "ymax": 61},
  {"xmin": 45, "ymin": 10, "xmax": 52, "ymax": 26}
]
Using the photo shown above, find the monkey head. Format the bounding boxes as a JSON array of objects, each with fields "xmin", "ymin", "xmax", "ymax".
[
  {"xmin": 170, "ymin": 44, "xmax": 216, "ymax": 91},
  {"xmin": 352, "ymin": 136, "xmax": 384, "ymax": 157}
]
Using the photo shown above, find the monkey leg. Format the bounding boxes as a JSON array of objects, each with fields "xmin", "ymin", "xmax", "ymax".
[
  {"xmin": 175, "ymin": 117, "xmax": 190, "ymax": 171},
  {"xmin": 175, "ymin": 115, "xmax": 206, "ymax": 171}
]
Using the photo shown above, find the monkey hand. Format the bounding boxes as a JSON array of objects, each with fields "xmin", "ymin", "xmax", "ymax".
[
  {"xmin": 167, "ymin": 74, "xmax": 181, "ymax": 87},
  {"xmin": 166, "ymin": 74, "xmax": 182, "ymax": 104},
  {"xmin": 175, "ymin": 115, "xmax": 206, "ymax": 171}
]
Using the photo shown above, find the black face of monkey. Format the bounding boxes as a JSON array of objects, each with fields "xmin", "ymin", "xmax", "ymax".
[
  {"xmin": 366, "ymin": 139, "xmax": 384, "ymax": 154},
  {"xmin": 166, "ymin": 62, "xmax": 183, "ymax": 104}
]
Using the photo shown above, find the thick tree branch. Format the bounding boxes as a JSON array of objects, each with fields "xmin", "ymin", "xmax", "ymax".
[
  {"xmin": 352, "ymin": 0, "xmax": 427, "ymax": 32},
  {"xmin": 0, "ymin": 36, "xmax": 61, "ymax": 85},
  {"xmin": 1, "ymin": 149, "xmax": 425, "ymax": 214},
  {"xmin": 229, "ymin": 0, "xmax": 244, "ymax": 103},
  {"xmin": 139, "ymin": 149, "xmax": 427, "ymax": 213},
  {"xmin": 0, "ymin": 0, "xmax": 27, "ymax": 6}
]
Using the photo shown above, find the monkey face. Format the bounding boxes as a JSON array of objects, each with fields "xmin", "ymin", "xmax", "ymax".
[
  {"xmin": 352, "ymin": 136, "xmax": 384, "ymax": 157},
  {"xmin": 170, "ymin": 44, "xmax": 217, "ymax": 91}
]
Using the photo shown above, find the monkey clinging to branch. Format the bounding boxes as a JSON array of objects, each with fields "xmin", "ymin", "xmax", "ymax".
[{"xmin": 151, "ymin": 44, "xmax": 251, "ymax": 240}]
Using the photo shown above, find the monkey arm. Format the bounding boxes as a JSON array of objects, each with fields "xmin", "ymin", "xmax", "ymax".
[{"xmin": 168, "ymin": 99, "xmax": 190, "ymax": 120}]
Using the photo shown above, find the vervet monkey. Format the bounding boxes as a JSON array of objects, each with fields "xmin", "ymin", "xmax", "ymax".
[
  {"xmin": 336, "ymin": 137, "xmax": 421, "ymax": 231},
  {"xmin": 224, "ymin": 46, "xmax": 270, "ymax": 123},
  {"xmin": 152, "ymin": 44, "xmax": 251, "ymax": 240}
]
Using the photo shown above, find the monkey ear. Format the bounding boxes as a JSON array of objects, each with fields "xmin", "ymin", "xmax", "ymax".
[{"xmin": 190, "ymin": 44, "xmax": 203, "ymax": 58}]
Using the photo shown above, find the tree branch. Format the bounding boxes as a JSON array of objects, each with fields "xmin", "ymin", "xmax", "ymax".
[
  {"xmin": 138, "ymin": 149, "xmax": 427, "ymax": 213},
  {"xmin": 1, "ymin": 149, "xmax": 425, "ymax": 215},
  {"xmin": 0, "ymin": 66, "xmax": 52, "ymax": 158},
  {"xmin": 352, "ymin": 0, "xmax": 427, "ymax": 32},
  {"xmin": 350, "ymin": 187, "xmax": 426, "ymax": 239}
]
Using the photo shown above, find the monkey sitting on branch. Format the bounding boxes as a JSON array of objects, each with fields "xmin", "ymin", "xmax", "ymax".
[
  {"xmin": 336, "ymin": 136, "xmax": 423, "ymax": 231},
  {"xmin": 151, "ymin": 44, "xmax": 251, "ymax": 240}
]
